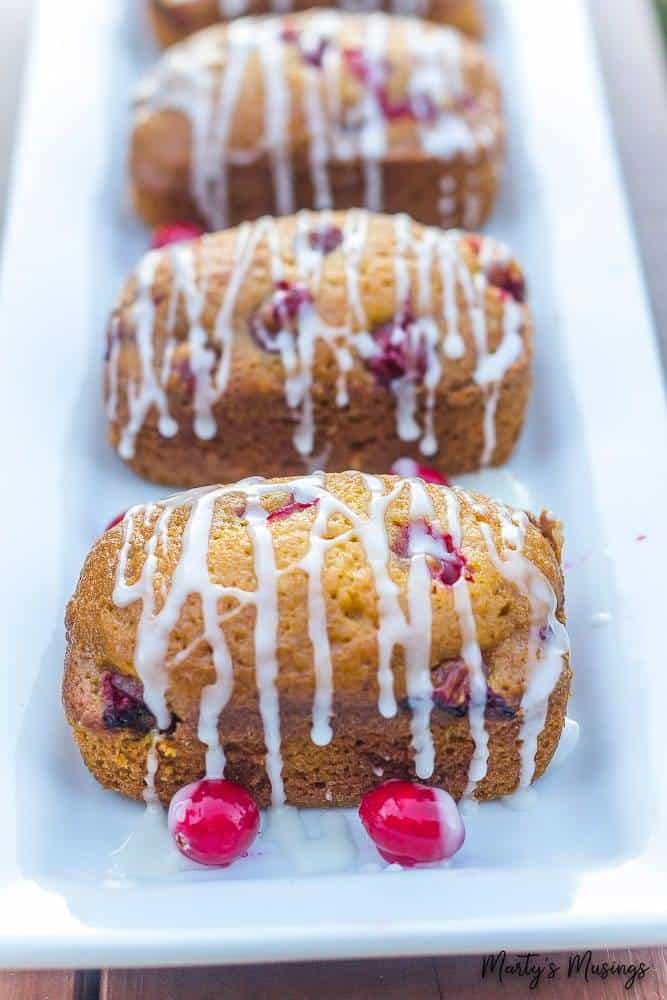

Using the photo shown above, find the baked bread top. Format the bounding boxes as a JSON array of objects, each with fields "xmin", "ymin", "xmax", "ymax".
[
  {"xmin": 131, "ymin": 11, "xmax": 503, "ymax": 229},
  {"xmin": 66, "ymin": 472, "xmax": 569, "ymax": 805},
  {"xmin": 148, "ymin": 0, "xmax": 484, "ymax": 49},
  {"xmin": 106, "ymin": 211, "xmax": 531, "ymax": 468}
]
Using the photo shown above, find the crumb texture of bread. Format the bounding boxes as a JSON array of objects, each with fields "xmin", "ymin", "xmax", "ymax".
[
  {"xmin": 63, "ymin": 472, "xmax": 571, "ymax": 808},
  {"xmin": 148, "ymin": 0, "xmax": 484, "ymax": 49},
  {"xmin": 105, "ymin": 212, "xmax": 532, "ymax": 487},
  {"xmin": 131, "ymin": 11, "xmax": 502, "ymax": 230}
]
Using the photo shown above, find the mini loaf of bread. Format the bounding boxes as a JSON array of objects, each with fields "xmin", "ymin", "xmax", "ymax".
[
  {"xmin": 106, "ymin": 211, "xmax": 531, "ymax": 487},
  {"xmin": 63, "ymin": 472, "xmax": 571, "ymax": 808},
  {"xmin": 147, "ymin": 0, "xmax": 484, "ymax": 49},
  {"xmin": 131, "ymin": 11, "xmax": 503, "ymax": 230}
]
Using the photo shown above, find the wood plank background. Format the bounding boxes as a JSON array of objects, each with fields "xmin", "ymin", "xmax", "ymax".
[{"xmin": 1, "ymin": 952, "xmax": 666, "ymax": 998}]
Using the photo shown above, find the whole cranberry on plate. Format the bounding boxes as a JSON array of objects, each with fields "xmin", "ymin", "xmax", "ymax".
[
  {"xmin": 168, "ymin": 778, "xmax": 260, "ymax": 867},
  {"xmin": 389, "ymin": 458, "xmax": 450, "ymax": 486},
  {"xmin": 359, "ymin": 780, "xmax": 465, "ymax": 867},
  {"xmin": 151, "ymin": 223, "xmax": 205, "ymax": 250}
]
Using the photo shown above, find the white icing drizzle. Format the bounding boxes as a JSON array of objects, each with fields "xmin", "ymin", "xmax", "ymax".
[
  {"xmin": 111, "ymin": 475, "xmax": 568, "ymax": 812},
  {"xmin": 258, "ymin": 19, "xmax": 294, "ymax": 216},
  {"xmin": 297, "ymin": 475, "xmax": 336, "ymax": 746},
  {"xmin": 479, "ymin": 508, "xmax": 570, "ymax": 789},
  {"xmin": 474, "ymin": 297, "xmax": 524, "ymax": 467},
  {"xmin": 444, "ymin": 488, "xmax": 488, "ymax": 797},
  {"xmin": 135, "ymin": 11, "xmax": 497, "ymax": 228},
  {"xmin": 266, "ymin": 805, "xmax": 357, "ymax": 874},
  {"xmin": 403, "ymin": 479, "xmax": 436, "ymax": 778},
  {"xmin": 110, "ymin": 220, "xmax": 525, "ymax": 473},
  {"xmin": 300, "ymin": 12, "xmax": 338, "ymax": 210},
  {"xmin": 143, "ymin": 730, "xmax": 161, "ymax": 806},
  {"xmin": 170, "ymin": 244, "xmax": 217, "ymax": 439},
  {"xmin": 245, "ymin": 493, "xmax": 286, "ymax": 804},
  {"xmin": 342, "ymin": 209, "xmax": 370, "ymax": 329},
  {"xmin": 207, "ymin": 21, "xmax": 253, "ymax": 230},
  {"xmin": 115, "ymin": 253, "xmax": 178, "ymax": 460},
  {"xmin": 357, "ymin": 13, "xmax": 390, "ymax": 211}
]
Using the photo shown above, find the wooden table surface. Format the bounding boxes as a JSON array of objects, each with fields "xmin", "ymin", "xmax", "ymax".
[
  {"xmin": 1, "ymin": 952, "xmax": 666, "ymax": 998},
  {"xmin": 1, "ymin": 0, "xmax": 666, "ymax": 996}
]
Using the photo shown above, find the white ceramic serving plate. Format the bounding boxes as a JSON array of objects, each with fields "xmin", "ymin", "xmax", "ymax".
[{"xmin": 1, "ymin": 0, "xmax": 666, "ymax": 970}]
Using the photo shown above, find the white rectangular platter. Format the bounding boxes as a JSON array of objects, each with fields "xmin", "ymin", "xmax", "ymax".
[{"xmin": 1, "ymin": 0, "xmax": 667, "ymax": 969}]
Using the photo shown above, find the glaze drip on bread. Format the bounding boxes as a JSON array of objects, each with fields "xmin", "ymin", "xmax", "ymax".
[
  {"xmin": 131, "ymin": 11, "xmax": 503, "ymax": 229},
  {"xmin": 106, "ymin": 211, "xmax": 531, "ymax": 486},
  {"xmin": 64, "ymin": 473, "xmax": 570, "ymax": 808}
]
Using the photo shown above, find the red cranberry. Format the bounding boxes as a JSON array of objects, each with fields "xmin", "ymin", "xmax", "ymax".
[
  {"xmin": 342, "ymin": 48, "xmax": 437, "ymax": 124},
  {"xmin": 279, "ymin": 25, "xmax": 300, "ymax": 44},
  {"xmin": 268, "ymin": 495, "xmax": 319, "ymax": 522},
  {"xmin": 273, "ymin": 280, "xmax": 312, "ymax": 322},
  {"xmin": 308, "ymin": 225, "xmax": 343, "ymax": 254},
  {"xmin": 302, "ymin": 38, "xmax": 329, "ymax": 69},
  {"xmin": 176, "ymin": 358, "xmax": 196, "ymax": 396},
  {"xmin": 407, "ymin": 92, "xmax": 439, "ymax": 124},
  {"xmin": 280, "ymin": 26, "xmax": 329, "ymax": 69},
  {"xmin": 359, "ymin": 780, "xmax": 465, "ymax": 866},
  {"xmin": 250, "ymin": 281, "xmax": 313, "ymax": 352},
  {"xmin": 378, "ymin": 90, "xmax": 438, "ymax": 124},
  {"xmin": 417, "ymin": 465, "xmax": 449, "ymax": 486},
  {"xmin": 101, "ymin": 671, "xmax": 155, "ymax": 732},
  {"xmin": 486, "ymin": 261, "xmax": 526, "ymax": 303},
  {"xmin": 343, "ymin": 46, "xmax": 390, "ymax": 86},
  {"xmin": 392, "ymin": 520, "xmax": 469, "ymax": 587},
  {"xmin": 463, "ymin": 234, "xmax": 483, "ymax": 256},
  {"xmin": 485, "ymin": 688, "xmax": 516, "ymax": 721},
  {"xmin": 151, "ymin": 223, "xmax": 205, "ymax": 250},
  {"xmin": 432, "ymin": 660, "xmax": 469, "ymax": 715},
  {"xmin": 431, "ymin": 661, "xmax": 516, "ymax": 720},
  {"xmin": 366, "ymin": 314, "xmax": 428, "ymax": 388},
  {"xmin": 457, "ymin": 93, "xmax": 478, "ymax": 112},
  {"xmin": 168, "ymin": 778, "xmax": 260, "ymax": 867},
  {"xmin": 390, "ymin": 459, "xmax": 450, "ymax": 486},
  {"xmin": 434, "ymin": 533, "xmax": 468, "ymax": 585},
  {"xmin": 104, "ymin": 511, "xmax": 126, "ymax": 532}
]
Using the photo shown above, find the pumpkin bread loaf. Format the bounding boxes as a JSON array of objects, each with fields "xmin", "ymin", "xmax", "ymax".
[
  {"xmin": 131, "ymin": 11, "xmax": 503, "ymax": 230},
  {"xmin": 63, "ymin": 472, "xmax": 571, "ymax": 809},
  {"xmin": 106, "ymin": 211, "xmax": 531, "ymax": 487}
]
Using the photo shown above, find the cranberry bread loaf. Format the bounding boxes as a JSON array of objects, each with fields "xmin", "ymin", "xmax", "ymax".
[
  {"xmin": 106, "ymin": 211, "xmax": 531, "ymax": 487},
  {"xmin": 131, "ymin": 11, "xmax": 503, "ymax": 230},
  {"xmin": 148, "ymin": 0, "xmax": 484, "ymax": 49},
  {"xmin": 63, "ymin": 472, "xmax": 571, "ymax": 808}
]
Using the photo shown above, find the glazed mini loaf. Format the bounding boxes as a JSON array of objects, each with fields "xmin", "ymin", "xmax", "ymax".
[
  {"xmin": 63, "ymin": 472, "xmax": 571, "ymax": 808},
  {"xmin": 131, "ymin": 11, "xmax": 503, "ymax": 230},
  {"xmin": 106, "ymin": 211, "xmax": 532, "ymax": 487},
  {"xmin": 147, "ymin": 0, "xmax": 484, "ymax": 49}
]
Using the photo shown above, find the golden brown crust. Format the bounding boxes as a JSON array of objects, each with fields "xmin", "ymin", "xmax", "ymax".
[
  {"xmin": 63, "ymin": 472, "xmax": 570, "ymax": 807},
  {"xmin": 148, "ymin": 0, "xmax": 484, "ymax": 49},
  {"xmin": 65, "ymin": 667, "xmax": 571, "ymax": 807},
  {"xmin": 131, "ymin": 12, "xmax": 502, "ymax": 230},
  {"xmin": 106, "ymin": 212, "xmax": 532, "ymax": 487}
]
